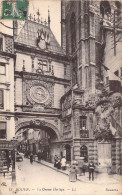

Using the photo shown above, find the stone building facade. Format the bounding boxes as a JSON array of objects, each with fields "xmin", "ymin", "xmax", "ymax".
[
  {"xmin": 1, "ymin": 0, "xmax": 121, "ymax": 174},
  {"xmin": 14, "ymin": 16, "xmax": 70, "ymax": 162},
  {"xmin": 0, "ymin": 32, "xmax": 15, "ymax": 141},
  {"xmin": 60, "ymin": 0, "xmax": 122, "ymax": 173}
]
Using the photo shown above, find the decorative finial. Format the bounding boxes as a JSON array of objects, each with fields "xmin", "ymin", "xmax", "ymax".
[
  {"xmin": 37, "ymin": 9, "xmax": 40, "ymax": 23},
  {"xmin": 48, "ymin": 8, "xmax": 51, "ymax": 27},
  {"xmin": 51, "ymin": 65, "xmax": 54, "ymax": 75},
  {"xmin": 41, "ymin": 17, "xmax": 43, "ymax": 24},
  {"xmin": 28, "ymin": 13, "xmax": 32, "ymax": 20},
  {"xmin": 22, "ymin": 60, "xmax": 25, "ymax": 71},
  {"xmin": 44, "ymin": 19, "xmax": 47, "ymax": 25},
  {"xmin": 34, "ymin": 15, "xmax": 36, "ymax": 21}
]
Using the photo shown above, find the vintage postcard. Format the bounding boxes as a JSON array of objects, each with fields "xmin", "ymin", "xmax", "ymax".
[{"xmin": 0, "ymin": 0, "xmax": 122, "ymax": 195}]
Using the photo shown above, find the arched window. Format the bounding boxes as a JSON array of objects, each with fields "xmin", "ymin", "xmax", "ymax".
[
  {"xmin": 80, "ymin": 145, "xmax": 88, "ymax": 162},
  {"xmin": 84, "ymin": 1, "xmax": 89, "ymax": 13},
  {"xmin": 100, "ymin": 1, "xmax": 111, "ymax": 18},
  {"xmin": 115, "ymin": 1, "xmax": 121, "ymax": 12},
  {"xmin": 115, "ymin": 1, "xmax": 121, "ymax": 28},
  {"xmin": 70, "ymin": 13, "xmax": 76, "ymax": 54},
  {"xmin": 72, "ymin": 57, "xmax": 77, "ymax": 86}
]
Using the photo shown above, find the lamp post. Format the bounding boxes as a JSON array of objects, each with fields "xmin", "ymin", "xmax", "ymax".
[{"xmin": 11, "ymin": 137, "xmax": 18, "ymax": 186}]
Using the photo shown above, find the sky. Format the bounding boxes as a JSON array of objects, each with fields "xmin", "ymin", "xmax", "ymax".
[
  {"xmin": 0, "ymin": 0, "xmax": 61, "ymax": 44},
  {"xmin": 29, "ymin": 0, "xmax": 61, "ymax": 44}
]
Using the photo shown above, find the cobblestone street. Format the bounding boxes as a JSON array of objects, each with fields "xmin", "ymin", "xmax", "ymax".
[{"xmin": 0, "ymin": 158, "xmax": 121, "ymax": 195}]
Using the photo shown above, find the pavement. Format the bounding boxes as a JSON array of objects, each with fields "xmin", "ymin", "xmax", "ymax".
[
  {"xmin": 34, "ymin": 158, "xmax": 122, "ymax": 185},
  {"xmin": 0, "ymin": 156, "xmax": 121, "ymax": 195}
]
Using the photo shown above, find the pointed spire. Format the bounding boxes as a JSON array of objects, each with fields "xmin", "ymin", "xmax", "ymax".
[
  {"xmin": 48, "ymin": 8, "xmax": 51, "ymax": 27},
  {"xmin": 41, "ymin": 17, "xmax": 43, "ymax": 24},
  {"xmin": 34, "ymin": 15, "xmax": 36, "ymax": 21},
  {"xmin": 37, "ymin": 9, "xmax": 40, "ymax": 23}
]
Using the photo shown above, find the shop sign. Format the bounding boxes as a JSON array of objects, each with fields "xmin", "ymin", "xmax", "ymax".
[{"xmin": 0, "ymin": 140, "xmax": 17, "ymax": 150}]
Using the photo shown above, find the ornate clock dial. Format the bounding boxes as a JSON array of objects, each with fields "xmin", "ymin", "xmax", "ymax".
[{"xmin": 30, "ymin": 86, "xmax": 49, "ymax": 103}]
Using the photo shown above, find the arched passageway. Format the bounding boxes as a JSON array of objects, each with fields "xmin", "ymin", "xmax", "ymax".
[{"xmin": 16, "ymin": 120, "xmax": 60, "ymax": 162}]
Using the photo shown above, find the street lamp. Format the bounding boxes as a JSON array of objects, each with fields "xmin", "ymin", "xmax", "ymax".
[{"xmin": 11, "ymin": 137, "xmax": 18, "ymax": 186}]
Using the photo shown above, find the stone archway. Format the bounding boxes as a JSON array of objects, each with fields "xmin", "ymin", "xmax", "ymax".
[
  {"xmin": 15, "ymin": 119, "xmax": 61, "ymax": 140},
  {"xmin": 15, "ymin": 119, "xmax": 61, "ymax": 162}
]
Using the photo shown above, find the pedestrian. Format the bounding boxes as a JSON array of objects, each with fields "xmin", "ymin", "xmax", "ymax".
[
  {"xmin": 30, "ymin": 153, "xmax": 33, "ymax": 164},
  {"xmin": 38, "ymin": 151, "xmax": 41, "ymax": 162},
  {"xmin": 61, "ymin": 156, "xmax": 66, "ymax": 170},
  {"xmin": 7, "ymin": 156, "xmax": 11, "ymax": 171},
  {"xmin": 54, "ymin": 155, "xmax": 58, "ymax": 168},
  {"xmin": 69, "ymin": 165, "xmax": 77, "ymax": 182},
  {"xmin": 56, "ymin": 157, "xmax": 61, "ymax": 169},
  {"xmin": 88, "ymin": 161, "xmax": 95, "ymax": 181}
]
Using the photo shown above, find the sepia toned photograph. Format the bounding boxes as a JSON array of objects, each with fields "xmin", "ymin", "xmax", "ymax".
[{"xmin": 0, "ymin": 0, "xmax": 122, "ymax": 195}]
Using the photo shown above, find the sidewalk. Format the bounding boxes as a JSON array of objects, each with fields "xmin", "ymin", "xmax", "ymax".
[{"xmin": 34, "ymin": 158, "xmax": 121, "ymax": 185}]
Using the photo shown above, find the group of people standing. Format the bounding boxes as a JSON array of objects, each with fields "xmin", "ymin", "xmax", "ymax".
[
  {"xmin": 54, "ymin": 155, "xmax": 66, "ymax": 170},
  {"xmin": 54, "ymin": 155, "xmax": 95, "ymax": 182},
  {"xmin": 69, "ymin": 161, "xmax": 95, "ymax": 182}
]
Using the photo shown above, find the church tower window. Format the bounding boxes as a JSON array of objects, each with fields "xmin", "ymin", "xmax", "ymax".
[
  {"xmin": 100, "ymin": 1, "xmax": 111, "ymax": 18},
  {"xmin": 70, "ymin": 13, "xmax": 76, "ymax": 54}
]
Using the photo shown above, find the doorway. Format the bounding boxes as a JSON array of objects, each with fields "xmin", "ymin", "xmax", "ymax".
[
  {"xmin": 65, "ymin": 144, "xmax": 71, "ymax": 162},
  {"xmin": 98, "ymin": 143, "xmax": 111, "ymax": 167}
]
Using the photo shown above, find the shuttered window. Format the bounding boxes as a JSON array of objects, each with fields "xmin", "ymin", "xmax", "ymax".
[
  {"xmin": 0, "ymin": 122, "xmax": 6, "ymax": 139},
  {"xmin": 0, "ymin": 90, "xmax": 4, "ymax": 109}
]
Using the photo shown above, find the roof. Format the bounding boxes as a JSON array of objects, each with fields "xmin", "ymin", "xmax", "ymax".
[{"xmin": 15, "ymin": 20, "xmax": 65, "ymax": 55}]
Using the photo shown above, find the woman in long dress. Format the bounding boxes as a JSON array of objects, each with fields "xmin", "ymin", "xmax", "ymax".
[{"xmin": 69, "ymin": 166, "xmax": 77, "ymax": 182}]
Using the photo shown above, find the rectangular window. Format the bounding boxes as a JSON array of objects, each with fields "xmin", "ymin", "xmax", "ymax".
[
  {"xmin": 106, "ymin": 76, "xmax": 109, "ymax": 85},
  {"xmin": 80, "ymin": 67, "xmax": 82, "ymax": 86},
  {"xmin": 0, "ymin": 63, "xmax": 6, "ymax": 75},
  {"xmin": 64, "ymin": 65, "xmax": 67, "ymax": 75},
  {"xmin": 80, "ymin": 116, "xmax": 87, "ymax": 130},
  {"xmin": 0, "ymin": 89, "xmax": 4, "ymax": 109},
  {"xmin": 0, "ymin": 122, "xmax": 6, "ymax": 139},
  {"xmin": 38, "ymin": 59, "xmax": 47, "ymax": 71},
  {"xmin": 0, "ymin": 37, "xmax": 3, "ymax": 51}
]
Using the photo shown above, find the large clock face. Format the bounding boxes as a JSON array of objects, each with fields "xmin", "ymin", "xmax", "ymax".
[{"xmin": 30, "ymin": 86, "xmax": 49, "ymax": 104}]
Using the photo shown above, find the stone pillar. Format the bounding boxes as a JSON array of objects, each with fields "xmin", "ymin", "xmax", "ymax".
[
  {"xmin": 73, "ymin": 140, "xmax": 80, "ymax": 160},
  {"xmin": 71, "ymin": 146, "xmax": 74, "ymax": 161},
  {"xmin": 88, "ymin": 142, "xmax": 94, "ymax": 162},
  {"xmin": 74, "ymin": 109, "xmax": 80, "ymax": 138},
  {"xmin": 116, "ymin": 139, "xmax": 121, "ymax": 174},
  {"xmin": 94, "ymin": 141, "xmax": 98, "ymax": 165},
  {"xmin": 6, "ymin": 88, "xmax": 10, "ymax": 111},
  {"xmin": 61, "ymin": 0, "xmax": 66, "ymax": 53},
  {"xmin": 111, "ymin": 140, "xmax": 116, "ymax": 169}
]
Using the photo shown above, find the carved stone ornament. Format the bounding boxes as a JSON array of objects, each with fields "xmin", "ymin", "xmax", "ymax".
[{"xmin": 38, "ymin": 39, "xmax": 46, "ymax": 50}]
